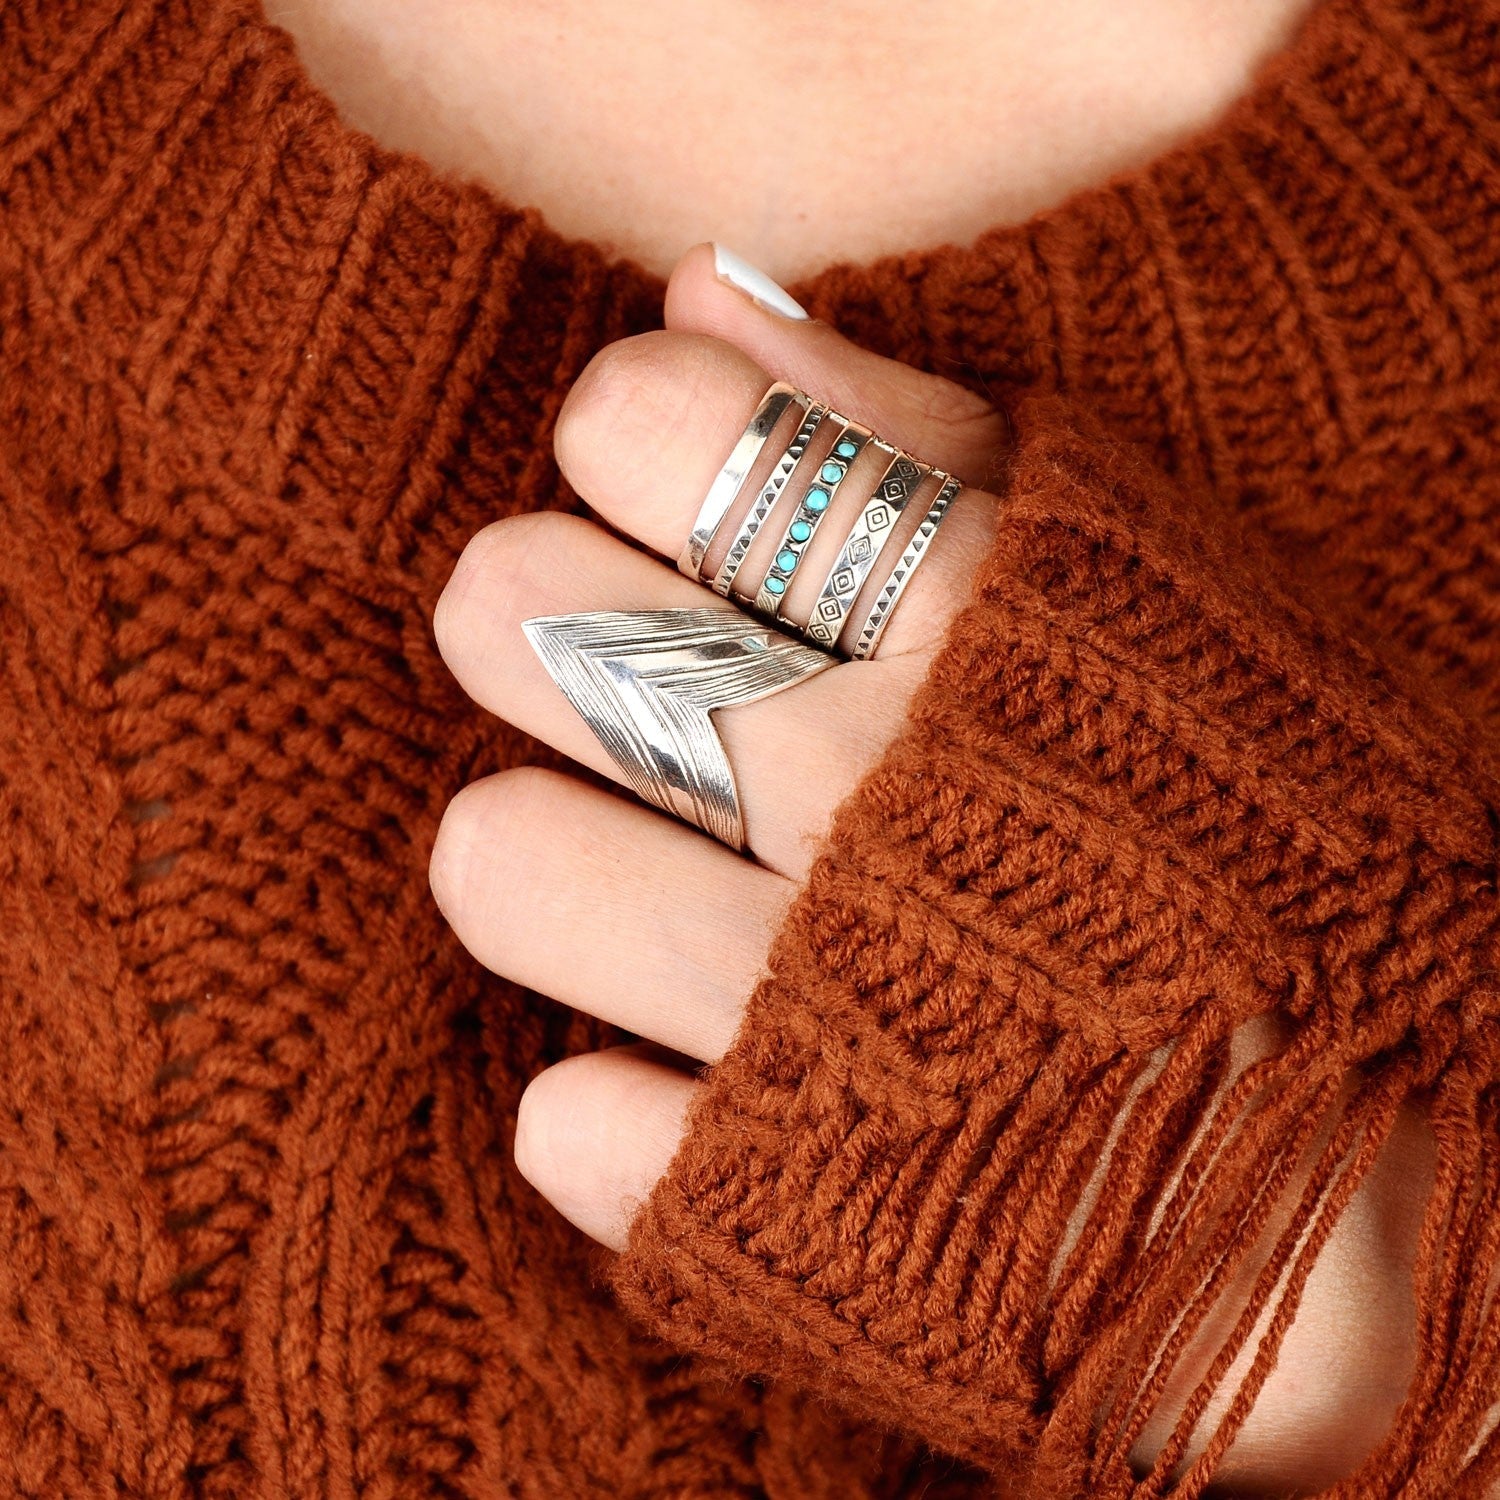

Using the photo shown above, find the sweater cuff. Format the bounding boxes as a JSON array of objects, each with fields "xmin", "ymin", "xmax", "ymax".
[{"xmin": 606, "ymin": 395, "xmax": 1500, "ymax": 1492}]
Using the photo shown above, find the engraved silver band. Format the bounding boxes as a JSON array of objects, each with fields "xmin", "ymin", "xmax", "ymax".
[
  {"xmin": 523, "ymin": 388, "xmax": 967, "ymax": 852},
  {"xmin": 803, "ymin": 451, "xmax": 934, "ymax": 650},
  {"xmin": 711, "ymin": 400, "xmax": 827, "ymax": 598},
  {"xmin": 682, "ymin": 380, "xmax": 964, "ymax": 663},
  {"xmin": 849, "ymin": 473, "xmax": 964, "ymax": 660},
  {"xmin": 522, "ymin": 607, "xmax": 836, "ymax": 850}
]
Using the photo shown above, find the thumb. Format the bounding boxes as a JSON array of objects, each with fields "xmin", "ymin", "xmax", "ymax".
[{"xmin": 664, "ymin": 242, "xmax": 1011, "ymax": 492}]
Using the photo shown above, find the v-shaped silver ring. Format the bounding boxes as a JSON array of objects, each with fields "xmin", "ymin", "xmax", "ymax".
[{"xmin": 521, "ymin": 608, "xmax": 836, "ymax": 850}]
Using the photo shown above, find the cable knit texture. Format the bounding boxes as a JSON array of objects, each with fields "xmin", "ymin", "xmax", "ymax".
[{"xmin": 1, "ymin": 0, "xmax": 1499, "ymax": 1495}]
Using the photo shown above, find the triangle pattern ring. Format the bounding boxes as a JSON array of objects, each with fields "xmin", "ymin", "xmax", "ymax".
[{"xmin": 520, "ymin": 607, "xmax": 837, "ymax": 852}]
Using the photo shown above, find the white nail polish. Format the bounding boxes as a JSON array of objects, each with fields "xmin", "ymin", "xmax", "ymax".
[{"xmin": 712, "ymin": 243, "xmax": 809, "ymax": 320}]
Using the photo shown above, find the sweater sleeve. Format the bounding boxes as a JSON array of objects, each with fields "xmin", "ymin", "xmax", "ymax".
[{"xmin": 605, "ymin": 394, "xmax": 1500, "ymax": 1497}]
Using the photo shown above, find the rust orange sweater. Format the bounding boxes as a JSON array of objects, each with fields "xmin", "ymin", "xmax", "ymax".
[{"xmin": 3, "ymin": 0, "xmax": 1500, "ymax": 1494}]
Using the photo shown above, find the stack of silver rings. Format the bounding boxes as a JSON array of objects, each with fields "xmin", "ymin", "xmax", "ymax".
[
  {"xmin": 678, "ymin": 381, "xmax": 963, "ymax": 661},
  {"xmin": 523, "ymin": 378, "xmax": 968, "ymax": 852}
]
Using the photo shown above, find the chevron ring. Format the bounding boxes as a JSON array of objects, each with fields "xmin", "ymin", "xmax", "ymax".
[
  {"xmin": 520, "ymin": 608, "xmax": 834, "ymax": 850},
  {"xmin": 519, "ymin": 383, "xmax": 957, "ymax": 849}
]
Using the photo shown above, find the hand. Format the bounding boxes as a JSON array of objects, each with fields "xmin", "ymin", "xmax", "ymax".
[
  {"xmin": 430, "ymin": 241, "xmax": 1008, "ymax": 1241},
  {"xmin": 428, "ymin": 243, "xmax": 1425, "ymax": 1494}
]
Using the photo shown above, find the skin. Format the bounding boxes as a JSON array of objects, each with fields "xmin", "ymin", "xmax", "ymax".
[
  {"xmin": 261, "ymin": 1, "xmax": 1461, "ymax": 1491},
  {"xmin": 262, "ymin": 0, "xmax": 1316, "ymax": 283}
]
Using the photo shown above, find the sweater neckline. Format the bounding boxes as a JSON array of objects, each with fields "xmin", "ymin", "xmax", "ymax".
[
  {"xmin": 249, "ymin": 0, "xmax": 1346, "ymax": 305},
  {"xmin": 16, "ymin": 0, "xmax": 1439, "ymax": 595},
  {"xmin": 249, "ymin": 0, "xmax": 1351, "ymax": 311}
]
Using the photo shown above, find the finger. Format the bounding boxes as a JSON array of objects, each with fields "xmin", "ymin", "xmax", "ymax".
[
  {"xmin": 554, "ymin": 329, "xmax": 999, "ymax": 664},
  {"xmin": 515, "ymin": 1042, "xmax": 696, "ymax": 1253},
  {"xmin": 665, "ymin": 241, "xmax": 1010, "ymax": 492},
  {"xmin": 434, "ymin": 511, "xmax": 925, "ymax": 877},
  {"xmin": 429, "ymin": 764, "xmax": 791, "ymax": 1062}
]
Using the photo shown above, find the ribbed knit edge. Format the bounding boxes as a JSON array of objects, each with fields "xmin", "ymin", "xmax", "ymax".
[
  {"xmin": 11, "ymin": 0, "xmax": 1500, "ymax": 522},
  {"xmin": 8, "ymin": 0, "xmax": 1500, "ymax": 640},
  {"xmin": 609, "ymin": 394, "xmax": 1500, "ymax": 1497},
  {"xmin": 8, "ymin": 0, "xmax": 1500, "ymax": 581}
]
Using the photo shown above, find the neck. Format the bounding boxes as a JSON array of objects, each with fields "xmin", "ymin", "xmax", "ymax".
[{"xmin": 264, "ymin": 0, "xmax": 1318, "ymax": 282}]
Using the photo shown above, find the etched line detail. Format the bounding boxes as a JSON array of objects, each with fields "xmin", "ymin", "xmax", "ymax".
[
  {"xmin": 850, "ymin": 474, "xmax": 962, "ymax": 660},
  {"xmin": 712, "ymin": 402, "xmax": 828, "ymax": 597},
  {"xmin": 804, "ymin": 454, "xmax": 931, "ymax": 649}
]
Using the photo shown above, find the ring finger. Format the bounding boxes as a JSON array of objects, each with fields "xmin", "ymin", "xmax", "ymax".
[{"xmin": 430, "ymin": 763, "xmax": 793, "ymax": 1062}]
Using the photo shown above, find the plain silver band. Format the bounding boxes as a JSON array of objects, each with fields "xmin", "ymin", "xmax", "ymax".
[
  {"xmin": 679, "ymin": 382, "xmax": 804, "ymax": 580},
  {"xmin": 710, "ymin": 400, "xmax": 827, "ymax": 598},
  {"xmin": 802, "ymin": 451, "xmax": 932, "ymax": 651},
  {"xmin": 849, "ymin": 474, "xmax": 964, "ymax": 660},
  {"xmin": 752, "ymin": 417, "xmax": 878, "ymax": 619}
]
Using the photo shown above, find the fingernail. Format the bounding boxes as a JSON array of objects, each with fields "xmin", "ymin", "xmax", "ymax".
[{"xmin": 712, "ymin": 243, "xmax": 809, "ymax": 320}]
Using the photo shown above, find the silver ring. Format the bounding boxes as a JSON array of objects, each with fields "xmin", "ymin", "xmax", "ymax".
[
  {"xmin": 710, "ymin": 400, "xmax": 827, "ymax": 598},
  {"xmin": 849, "ymin": 473, "xmax": 963, "ymax": 660},
  {"xmin": 523, "ymin": 386, "xmax": 965, "ymax": 851},
  {"xmin": 679, "ymin": 382, "xmax": 804, "ymax": 581},
  {"xmin": 802, "ymin": 451, "xmax": 932, "ymax": 651},
  {"xmin": 751, "ymin": 417, "xmax": 878, "ymax": 619},
  {"xmin": 685, "ymin": 381, "xmax": 963, "ymax": 662},
  {"xmin": 520, "ymin": 607, "xmax": 834, "ymax": 850}
]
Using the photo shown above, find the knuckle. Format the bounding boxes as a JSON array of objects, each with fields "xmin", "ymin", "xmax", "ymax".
[
  {"xmin": 899, "ymin": 379, "xmax": 1006, "ymax": 484},
  {"xmin": 555, "ymin": 329, "xmax": 724, "ymax": 495},
  {"xmin": 512, "ymin": 1071, "xmax": 552, "ymax": 1190},
  {"xmin": 927, "ymin": 383, "xmax": 999, "ymax": 439},
  {"xmin": 563, "ymin": 330, "xmax": 683, "ymax": 428},
  {"xmin": 434, "ymin": 512, "xmax": 590, "ymax": 660},
  {"xmin": 938, "ymin": 379, "xmax": 999, "ymax": 426},
  {"xmin": 514, "ymin": 1056, "xmax": 590, "ymax": 1193},
  {"xmin": 428, "ymin": 765, "xmax": 564, "ymax": 937}
]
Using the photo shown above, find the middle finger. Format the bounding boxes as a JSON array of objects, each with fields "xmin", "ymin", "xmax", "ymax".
[{"xmin": 434, "ymin": 508, "xmax": 923, "ymax": 879}]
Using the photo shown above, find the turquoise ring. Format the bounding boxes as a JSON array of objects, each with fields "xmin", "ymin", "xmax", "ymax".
[{"xmin": 679, "ymin": 380, "xmax": 962, "ymax": 662}]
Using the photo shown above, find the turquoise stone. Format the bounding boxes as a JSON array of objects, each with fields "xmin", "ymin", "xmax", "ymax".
[
  {"xmin": 820, "ymin": 461, "xmax": 843, "ymax": 483},
  {"xmin": 789, "ymin": 519, "xmax": 812, "ymax": 542},
  {"xmin": 776, "ymin": 549, "xmax": 799, "ymax": 572},
  {"xmin": 764, "ymin": 575, "xmax": 787, "ymax": 595},
  {"xmin": 804, "ymin": 488, "xmax": 830, "ymax": 512},
  {"xmin": 836, "ymin": 439, "xmax": 859, "ymax": 458}
]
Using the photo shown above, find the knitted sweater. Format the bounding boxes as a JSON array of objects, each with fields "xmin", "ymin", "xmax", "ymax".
[{"xmin": 2, "ymin": 0, "xmax": 1499, "ymax": 1494}]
